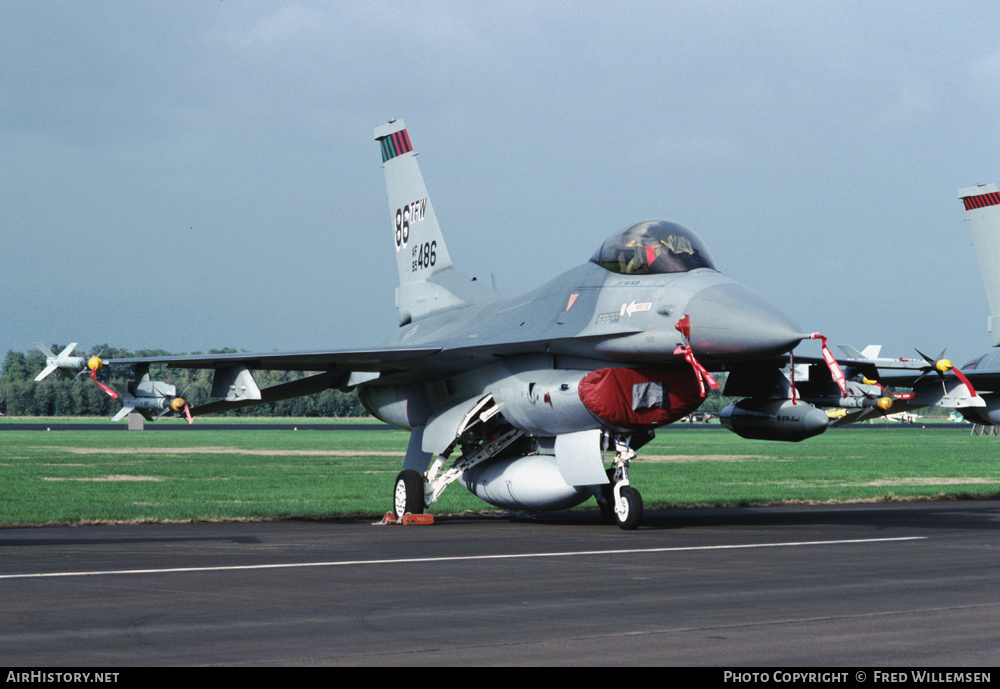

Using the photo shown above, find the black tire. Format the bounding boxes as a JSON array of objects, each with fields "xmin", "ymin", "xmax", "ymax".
[
  {"xmin": 597, "ymin": 468, "xmax": 617, "ymax": 524},
  {"xmin": 615, "ymin": 486, "xmax": 643, "ymax": 531},
  {"xmin": 393, "ymin": 469, "xmax": 424, "ymax": 520},
  {"xmin": 597, "ymin": 488, "xmax": 615, "ymax": 524}
]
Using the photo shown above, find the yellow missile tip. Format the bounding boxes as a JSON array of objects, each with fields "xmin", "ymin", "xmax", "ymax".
[
  {"xmin": 877, "ymin": 397, "xmax": 893, "ymax": 411},
  {"xmin": 170, "ymin": 397, "xmax": 186, "ymax": 412},
  {"xmin": 87, "ymin": 356, "xmax": 103, "ymax": 372},
  {"xmin": 936, "ymin": 359, "xmax": 953, "ymax": 373}
]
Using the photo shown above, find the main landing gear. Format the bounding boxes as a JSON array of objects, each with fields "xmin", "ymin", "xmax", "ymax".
[
  {"xmin": 391, "ymin": 419, "xmax": 647, "ymax": 530},
  {"xmin": 393, "ymin": 469, "xmax": 424, "ymax": 522},
  {"xmin": 392, "ymin": 394, "xmax": 526, "ymax": 523},
  {"xmin": 392, "ymin": 425, "xmax": 524, "ymax": 522}
]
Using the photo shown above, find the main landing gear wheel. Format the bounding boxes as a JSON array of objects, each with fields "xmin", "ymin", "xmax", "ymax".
[
  {"xmin": 615, "ymin": 486, "xmax": 643, "ymax": 531},
  {"xmin": 393, "ymin": 469, "xmax": 425, "ymax": 521},
  {"xmin": 598, "ymin": 468, "xmax": 618, "ymax": 524}
]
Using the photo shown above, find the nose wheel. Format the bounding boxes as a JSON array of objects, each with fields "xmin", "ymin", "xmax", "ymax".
[
  {"xmin": 599, "ymin": 440, "xmax": 644, "ymax": 530},
  {"xmin": 614, "ymin": 485, "xmax": 643, "ymax": 530}
]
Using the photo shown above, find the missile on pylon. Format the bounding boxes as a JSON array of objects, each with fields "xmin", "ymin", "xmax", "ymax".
[
  {"xmin": 111, "ymin": 374, "xmax": 191, "ymax": 423},
  {"xmin": 112, "ymin": 390, "xmax": 188, "ymax": 422}
]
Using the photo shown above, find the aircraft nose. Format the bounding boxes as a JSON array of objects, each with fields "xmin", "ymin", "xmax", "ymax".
[{"xmin": 683, "ymin": 282, "xmax": 806, "ymax": 359}]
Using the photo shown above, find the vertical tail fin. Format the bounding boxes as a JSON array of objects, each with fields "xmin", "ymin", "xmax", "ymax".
[
  {"xmin": 375, "ymin": 120, "xmax": 498, "ymax": 326},
  {"xmin": 374, "ymin": 119, "xmax": 453, "ymax": 288},
  {"xmin": 959, "ymin": 183, "xmax": 1000, "ymax": 346}
]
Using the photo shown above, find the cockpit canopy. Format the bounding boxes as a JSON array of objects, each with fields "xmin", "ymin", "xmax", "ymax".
[{"xmin": 590, "ymin": 220, "xmax": 718, "ymax": 275}]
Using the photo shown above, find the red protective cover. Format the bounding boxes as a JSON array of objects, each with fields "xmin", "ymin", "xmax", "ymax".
[{"xmin": 578, "ymin": 368, "xmax": 703, "ymax": 429}]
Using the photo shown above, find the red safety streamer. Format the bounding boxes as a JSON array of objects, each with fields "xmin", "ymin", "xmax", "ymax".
[
  {"xmin": 810, "ymin": 333, "xmax": 848, "ymax": 397},
  {"xmin": 950, "ymin": 366, "xmax": 979, "ymax": 399},
  {"xmin": 90, "ymin": 367, "xmax": 119, "ymax": 399},
  {"xmin": 673, "ymin": 316, "xmax": 718, "ymax": 398},
  {"xmin": 674, "ymin": 346, "xmax": 719, "ymax": 398},
  {"xmin": 789, "ymin": 350, "xmax": 797, "ymax": 404}
]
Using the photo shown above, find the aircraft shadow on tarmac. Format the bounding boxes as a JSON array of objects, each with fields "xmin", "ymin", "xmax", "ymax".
[
  {"xmin": 483, "ymin": 499, "xmax": 1000, "ymax": 534},
  {"xmin": 2, "ymin": 499, "xmax": 998, "ymax": 551}
]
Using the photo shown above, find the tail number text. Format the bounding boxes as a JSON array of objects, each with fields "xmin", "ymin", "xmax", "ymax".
[
  {"xmin": 412, "ymin": 241, "xmax": 437, "ymax": 271},
  {"xmin": 394, "ymin": 198, "xmax": 427, "ymax": 251}
]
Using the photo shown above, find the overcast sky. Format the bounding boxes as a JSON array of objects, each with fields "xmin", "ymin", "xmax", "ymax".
[{"xmin": 3, "ymin": 1, "xmax": 1000, "ymax": 370}]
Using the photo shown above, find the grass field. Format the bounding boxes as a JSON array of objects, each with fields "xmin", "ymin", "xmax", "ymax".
[{"xmin": 1, "ymin": 420, "xmax": 998, "ymax": 525}]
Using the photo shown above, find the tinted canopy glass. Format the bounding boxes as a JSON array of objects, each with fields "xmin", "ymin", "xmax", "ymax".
[{"xmin": 590, "ymin": 220, "xmax": 717, "ymax": 275}]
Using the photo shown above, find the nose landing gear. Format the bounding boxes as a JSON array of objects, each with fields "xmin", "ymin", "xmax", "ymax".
[{"xmin": 597, "ymin": 437, "xmax": 644, "ymax": 530}]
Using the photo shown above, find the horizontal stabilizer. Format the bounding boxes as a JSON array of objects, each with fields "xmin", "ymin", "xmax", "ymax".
[{"xmin": 837, "ymin": 344, "xmax": 865, "ymax": 360}]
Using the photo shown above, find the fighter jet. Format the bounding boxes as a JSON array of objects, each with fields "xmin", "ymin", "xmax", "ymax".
[{"xmin": 39, "ymin": 119, "xmax": 855, "ymax": 529}]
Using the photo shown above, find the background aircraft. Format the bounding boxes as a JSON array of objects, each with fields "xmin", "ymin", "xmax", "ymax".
[
  {"xmin": 871, "ymin": 184, "xmax": 1000, "ymax": 424},
  {"xmin": 805, "ymin": 184, "xmax": 1000, "ymax": 426},
  {"xmin": 39, "ymin": 120, "xmax": 947, "ymax": 529}
]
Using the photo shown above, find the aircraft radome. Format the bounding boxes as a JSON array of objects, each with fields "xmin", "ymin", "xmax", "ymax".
[{"xmin": 37, "ymin": 120, "xmax": 971, "ymax": 529}]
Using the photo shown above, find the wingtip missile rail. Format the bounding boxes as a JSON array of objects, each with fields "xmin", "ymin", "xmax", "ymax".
[{"xmin": 33, "ymin": 343, "xmax": 119, "ymax": 399}]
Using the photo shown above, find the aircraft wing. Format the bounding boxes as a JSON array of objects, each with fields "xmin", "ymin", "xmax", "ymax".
[
  {"xmin": 874, "ymin": 366, "xmax": 998, "ymax": 397},
  {"xmin": 721, "ymin": 345, "xmax": 994, "ymax": 428},
  {"xmin": 105, "ymin": 346, "xmax": 443, "ymax": 372},
  {"xmin": 76, "ymin": 333, "xmax": 640, "ymax": 421},
  {"xmin": 789, "ymin": 347, "xmax": 998, "ymax": 426},
  {"xmin": 106, "ymin": 327, "xmax": 640, "ymax": 373},
  {"xmin": 82, "ymin": 346, "xmax": 443, "ymax": 420}
]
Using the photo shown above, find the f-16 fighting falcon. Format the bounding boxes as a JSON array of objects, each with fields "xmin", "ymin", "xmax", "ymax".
[{"xmin": 38, "ymin": 120, "xmax": 966, "ymax": 529}]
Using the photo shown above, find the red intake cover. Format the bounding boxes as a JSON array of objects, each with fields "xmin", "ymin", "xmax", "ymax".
[{"xmin": 578, "ymin": 368, "xmax": 704, "ymax": 429}]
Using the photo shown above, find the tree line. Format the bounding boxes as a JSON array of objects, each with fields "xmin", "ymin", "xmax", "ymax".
[{"xmin": 0, "ymin": 345, "xmax": 368, "ymax": 418}]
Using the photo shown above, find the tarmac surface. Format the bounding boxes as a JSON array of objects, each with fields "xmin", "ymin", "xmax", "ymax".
[{"xmin": 2, "ymin": 500, "xmax": 999, "ymax": 666}]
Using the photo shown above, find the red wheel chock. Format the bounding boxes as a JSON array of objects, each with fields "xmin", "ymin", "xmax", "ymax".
[{"xmin": 377, "ymin": 512, "xmax": 435, "ymax": 525}]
